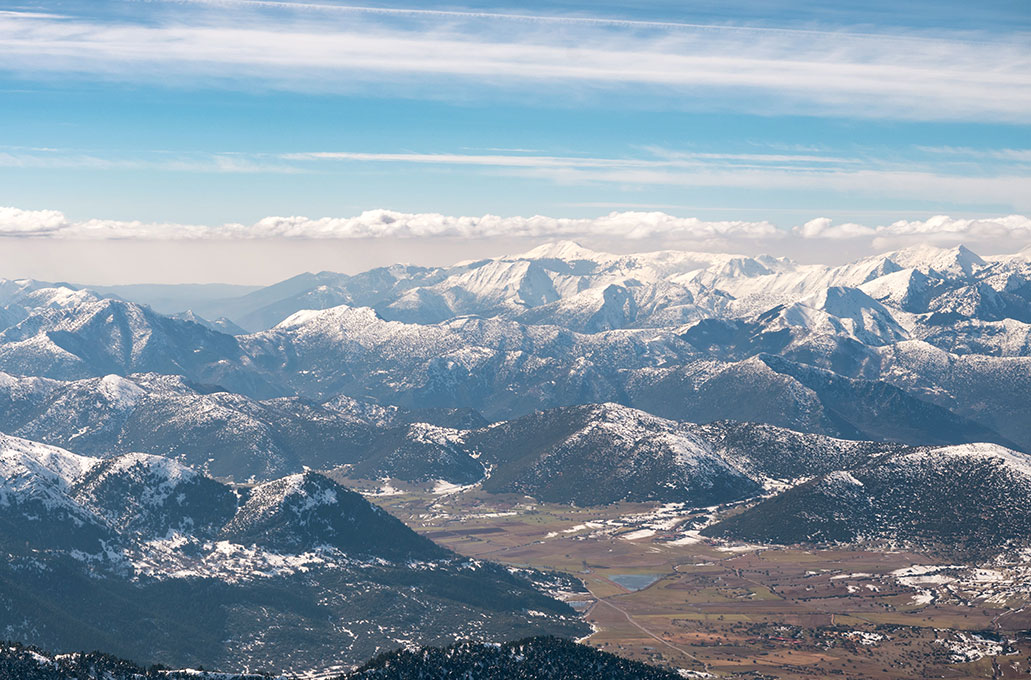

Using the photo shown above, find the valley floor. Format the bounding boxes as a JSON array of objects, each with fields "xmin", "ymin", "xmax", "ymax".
[{"xmin": 333, "ymin": 474, "xmax": 1031, "ymax": 680}]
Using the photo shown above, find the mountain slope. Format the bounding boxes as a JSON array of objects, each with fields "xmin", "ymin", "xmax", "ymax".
[
  {"xmin": 705, "ymin": 443, "xmax": 1031, "ymax": 560},
  {"xmin": 347, "ymin": 423, "xmax": 485, "ymax": 485},
  {"xmin": 0, "ymin": 372, "xmax": 394, "ymax": 480},
  {"xmin": 241, "ymin": 305, "xmax": 689, "ymax": 415},
  {"xmin": 0, "ymin": 641, "xmax": 263, "ymax": 680},
  {"xmin": 870, "ymin": 341, "xmax": 1031, "ymax": 452},
  {"xmin": 69, "ymin": 452, "xmax": 238, "ymax": 537},
  {"xmin": 221, "ymin": 471, "xmax": 446, "ymax": 558},
  {"xmin": 348, "ymin": 636, "xmax": 683, "ymax": 680},
  {"xmin": 5, "ymin": 242, "xmax": 1031, "ymax": 461},
  {"xmin": 755, "ymin": 354, "xmax": 1011, "ymax": 447},
  {"xmin": 0, "ymin": 434, "xmax": 587, "ymax": 671},
  {"xmin": 690, "ymin": 420, "xmax": 901, "ymax": 484},
  {"xmin": 157, "ymin": 241, "xmax": 788, "ymax": 332},
  {"xmin": 0, "ymin": 296, "xmax": 278, "ymax": 397},
  {"xmin": 467, "ymin": 403, "xmax": 761, "ymax": 506},
  {"xmin": 0, "ymin": 433, "xmax": 111, "ymax": 554}
]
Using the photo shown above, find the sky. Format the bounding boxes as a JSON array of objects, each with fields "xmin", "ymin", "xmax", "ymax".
[{"xmin": 0, "ymin": 0, "xmax": 1029, "ymax": 283}]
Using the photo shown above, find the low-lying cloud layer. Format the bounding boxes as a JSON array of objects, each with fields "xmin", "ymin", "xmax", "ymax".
[{"xmin": 3, "ymin": 206, "xmax": 1028, "ymax": 254}]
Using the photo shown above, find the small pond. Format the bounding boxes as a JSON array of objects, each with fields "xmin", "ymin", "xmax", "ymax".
[{"xmin": 608, "ymin": 573, "xmax": 662, "ymax": 591}]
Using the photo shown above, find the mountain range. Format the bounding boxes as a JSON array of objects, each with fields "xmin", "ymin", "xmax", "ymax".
[
  {"xmin": 5, "ymin": 241, "xmax": 1031, "ymax": 672},
  {"xmin": 0, "ymin": 371, "xmax": 482, "ymax": 481},
  {"xmin": 0, "ymin": 374, "xmax": 907, "ymax": 506},
  {"xmin": 3, "ymin": 243, "xmax": 1029, "ymax": 453},
  {"xmin": 10, "ymin": 375, "xmax": 1029, "ymax": 560}
]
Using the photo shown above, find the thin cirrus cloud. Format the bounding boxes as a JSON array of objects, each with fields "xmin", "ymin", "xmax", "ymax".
[
  {"xmin": 0, "ymin": 8, "xmax": 1029, "ymax": 121},
  {"xmin": 522, "ymin": 167, "xmax": 1031, "ymax": 209},
  {"xmin": 2, "ymin": 206, "xmax": 1029, "ymax": 255},
  {"xmin": 284, "ymin": 149, "xmax": 1031, "ymax": 209},
  {"xmin": 0, "ymin": 149, "xmax": 305, "ymax": 174},
  {"xmin": 3, "ymin": 145, "xmax": 1028, "ymax": 210},
  {"xmin": 283, "ymin": 150, "xmax": 859, "ymax": 167},
  {"xmin": 915, "ymin": 147, "xmax": 1031, "ymax": 163}
]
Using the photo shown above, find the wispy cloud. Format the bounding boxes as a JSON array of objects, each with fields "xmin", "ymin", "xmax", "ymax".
[
  {"xmin": 517, "ymin": 166, "xmax": 1031, "ymax": 209},
  {"xmin": 152, "ymin": 0, "xmax": 968, "ymax": 41},
  {"xmin": 0, "ymin": 10, "xmax": 67, "ymax": 19},
  {"xmin": 0, "ymin": 147, "xmax": 305, "ymax": 174},
  {"xmin": 5, "ymin": 144, "xmax": 1027, "ymax": 210},
  {"xmin": 282, "ymin": 149, "xmax": 855, "ymax": 168},
  {"xmin": 1, "ymin": 8, "xmax": 1028, "ymax": 121},
  {"xmin": 281, "ymin": 148, "xmax": 1030, "ymax": 210},
  {"xmin": 284, "ymin": 150, "xmax": 1031, "ymax": 208},
  {"xmin": 915, "ymin": 146, "xmax": 1031, "ymax": 163}
]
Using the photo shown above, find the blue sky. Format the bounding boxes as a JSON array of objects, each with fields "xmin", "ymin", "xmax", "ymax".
[{"xmin": 0, "ymin": 0, "xmax": 1028, "ymax": 282}]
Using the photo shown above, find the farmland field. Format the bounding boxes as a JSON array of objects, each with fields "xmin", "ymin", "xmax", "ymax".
[{"xmin": 334, "ymin": 475, "xmax": 1031, "ymax": 680}]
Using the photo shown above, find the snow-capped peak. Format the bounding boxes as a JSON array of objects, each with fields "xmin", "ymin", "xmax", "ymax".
[
  {"xmin": 93, "ymin": 451, "xmax": 198, "ymax": 487},
  {"xmin": 0, "ymin": 433, "xmax": 96, "ymax": 490},
  {"xmin": 801, "ymin": 286, "xmax": 885, "ymax": 315},
  {"xmin": 905, "ymin": 443, "xmax": 1031, "ymax": 479},
  {"xmin": 230, "ymin": 472, "xmax": 340, "ymax": 526},
  {"xmin": 516, "ymin": 240, "xmax": 607, "ymax": 262},
  {"xmin": 96, "ymin": 374, "xmax": 146, "ymax": 409},
  {"xmin": 858, "ymin": 267, "xmax": 929, "ymax": 309},
  {"xmin": 763, "ymin": 285, "xmax": 909, "ymax": 345},
  {"xmin": 0, "ymin": 433, "xmax": 97, "ymax": 510},
  {"xmin": 274, "ymin": 304, "xmax": 380, "ymax": 331},
  {"xmin": 890, "ymin": 244, "xmax": 986, "ymax": 277}
]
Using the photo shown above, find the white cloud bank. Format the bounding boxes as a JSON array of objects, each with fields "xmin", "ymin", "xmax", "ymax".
[
  {"xmin": 0, "ymin": 206, "xmax": 778, "ymax": 241},
  {"xmin": 2, "ymin": 206, "xmax": 1028, "ymax": 254},
  {"xmin": 796, "ymin": 214, "xmax": 1031, "ymax": 242}
]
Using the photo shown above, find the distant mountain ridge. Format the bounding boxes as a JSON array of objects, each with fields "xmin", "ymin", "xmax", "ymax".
[
  {"xmin": 3, "ymin": 242, "xmax": 1031, "ymax": 463},
  {"xmin": 75, "ymin": 241, "xmax": 1030, "ymax": 336}
]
